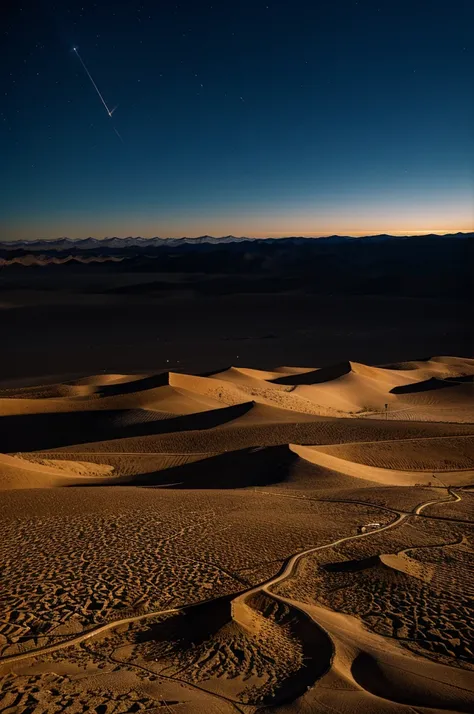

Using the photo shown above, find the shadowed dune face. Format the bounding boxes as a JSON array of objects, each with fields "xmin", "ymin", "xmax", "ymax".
[
  {"xmin": 270, "ymin": 361, "xmax": 352, "ymax": 385},
  {"xmin": 391, "ymin": 377, "xmax": 460, "ymax": 394},
  {"xmin": 1, "ymin": 356, "xmax": 474, "ymax": 712},
  {"xmin": 65, "ymin": 445, "xmax": 298, "ymax": 490},
  {"xmin": 0, "ymin": 402, "xmax": 255, "ymax": 452},
  {"xmin": 132, "ymin": 591, "xmax": 333, "ymax": 706},
  {"xmin": 322, "ymin": 555, "xmax": 382, "ymax": 573},
  {"xmin": 391, "ymin": 376, "xmax": 468, "ymax": 394},
  {"xmin": 76, "ymin": 372, "xmax": 170, "ymax": 396}
]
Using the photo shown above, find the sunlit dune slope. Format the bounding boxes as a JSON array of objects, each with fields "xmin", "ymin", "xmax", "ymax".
[
  {"xmin": 1, "ymin": 356, "xmax": 472, "ymax": 423},
  {"xmin": 0, "ymin": 453, "xmax": 114, "ymax": 490},
  {"xmin": 290, "ymin": 442, "xmax": 474, "ymax": 486}
]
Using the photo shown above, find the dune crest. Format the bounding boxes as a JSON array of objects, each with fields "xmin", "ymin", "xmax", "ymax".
[
  {"xmin": 290, "ymin": 443, "xmax": 474, "ymax": 486},
  {"xmin": 1, "ymin": 355, "xmax": 473, "ymax": 422}
]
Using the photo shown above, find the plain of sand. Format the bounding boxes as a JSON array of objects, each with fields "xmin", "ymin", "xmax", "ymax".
[{"xmin": 1, "ymin": 355, "xmax": 474, "ymax": 713}]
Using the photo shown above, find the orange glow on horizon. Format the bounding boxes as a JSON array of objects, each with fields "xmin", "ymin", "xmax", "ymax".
[{"xmin": 2, "ymin": 202, "xmax": 473, "ymax": 242}]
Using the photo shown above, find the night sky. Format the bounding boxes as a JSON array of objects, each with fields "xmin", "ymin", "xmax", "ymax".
[{"xmin": 1, "ymin": 0, "xmax": 473, "ymax": 240}]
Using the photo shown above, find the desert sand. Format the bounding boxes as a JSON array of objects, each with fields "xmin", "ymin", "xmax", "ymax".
[{"xmin": 0, "ymin": 355, "xmax": 473, "ymax": 712}]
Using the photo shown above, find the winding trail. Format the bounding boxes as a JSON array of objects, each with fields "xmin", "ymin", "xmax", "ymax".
[
  {"xmin": 257, "ymin": 488, "xmax": 471, "ymax": 524},
  {"xmin": 258, "ymin": 489, "xmax": 463, "ymax": 601},
  {"xmin": 233, "ymin": 512, "xmax": 408, "ymax": 621},
  {"xmin": 415, "ymin": 488, "xmax": 461, "ymax": 515},
  {"xmin": 1, "ymin": 489, "xmax": 468, "ymax": 714},
  {"xmin": 2, "ymin": 489, "xmax": 462, "ymax": 671},
  {"xmin": 0, "ymin": 487, "xmax": 469, "ymax": 713}
]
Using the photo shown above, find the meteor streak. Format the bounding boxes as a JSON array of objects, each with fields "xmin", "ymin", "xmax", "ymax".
[{"xmin": 73, "ymin": 46, "xmax": 115, "ymax": 117}]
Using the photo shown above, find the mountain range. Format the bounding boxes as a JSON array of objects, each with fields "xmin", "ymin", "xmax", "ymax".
[{"xmin": 1, "ymin": 232, "xmax": 472, "ymax": 251}]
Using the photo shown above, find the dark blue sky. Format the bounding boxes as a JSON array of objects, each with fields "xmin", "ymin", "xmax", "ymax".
[{"xmin": 1, "ymin": 0, "xmax": 473, "ymax": 239}]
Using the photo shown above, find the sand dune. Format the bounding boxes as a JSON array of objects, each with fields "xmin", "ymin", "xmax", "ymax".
[
  {"xmin": 0, "ymin": 380, "xmax": 225, "ymax": 417},
  {"xmin": 290, "ymin": 443, "xmax": 474, "ymax": 486},
  {"xmin": 1, "ymin": 355, "xmax": 473, "ymax": 712},
  {"xmin": 219, "ymin": 402, "xmax": 321, "ymax": 427},
  {"xmin": 383, "ymin": 355, "xmax": 474, "ymax": 378},
  {"xmin": 291, "ymin": 361, "xmax": 473, "ymax": 417},
  {"xmin": 169, "ymin": 369, "xmax": 319, "ymax": 414},
  {"xmin": 391, "ymin": 378, "xmax": 474, "ymax": 408},
  {"xmin": 207, "ymin": 365, "xmax": 295, "ymax": 386},
  {"xmin": 290, "ymin": 599, "xmax": 474, "ymax": 713},
  {"xmin": 295, "ymin": 370, "xmax": 398, "ymax": 413},
  {"xmin": 1, "ymin": 356, "xmax": 472, "ymax": 423},
  {"xmin": 272, "ymin": 365, "xmax": 318, "ymax": 375},
  {"xmin": 0, "ymin": 453, "xmax": 114, "ymax": 490},
  {"xmin": 16, "ymin": 451, "xmax": 223, "ymax": 489},
  {"xmin": 315, "ymin": 435, "xmax": 474, "ymax": 471},
  {"xmin": 17, "ymin": 444, "xmax": 375, "ymax": 493}
]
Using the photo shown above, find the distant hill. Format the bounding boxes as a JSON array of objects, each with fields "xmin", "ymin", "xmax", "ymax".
[
  {"xmin": 1, "ymin": 232, "xmax": 473, "ymax": 252},
  {"xmin": 0, "ymin": 232, "xmax": 472, "ymax": 301}
]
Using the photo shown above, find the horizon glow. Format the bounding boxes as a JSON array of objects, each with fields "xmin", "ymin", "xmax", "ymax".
[{"xmin": 1, "ymin": 1, "xmax": 473, "ymax": 242}]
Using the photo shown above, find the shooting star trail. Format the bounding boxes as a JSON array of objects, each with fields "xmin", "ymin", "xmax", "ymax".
[{"xmin": 73, "ymin": 46, "xmax": 115, "ymax": 117}]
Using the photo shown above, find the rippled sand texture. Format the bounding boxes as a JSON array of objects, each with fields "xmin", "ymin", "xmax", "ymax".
[{"xmin": 1, "ymin": 355, "xmax": 473, "ymax": 713}]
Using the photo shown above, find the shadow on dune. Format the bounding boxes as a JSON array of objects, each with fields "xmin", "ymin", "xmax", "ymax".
[
  {"xmin": 391, "ymin": 377, "xmax": 458, "ymax": 395},
  {"xmin": 135, "ymin": 588, "xmax": 333, "ymax": 707},
  {"xmin": 144, "ymin": 444, "xmax": 298, "ymax": 489},
  {"xmin": 67, "ymin": 445, "xmax": 298, "ymax": 489},
  {"xmin": 322, "ymin": 555, "xmax": 381, "ymax": 573},
  {"xmin": 0, "ymin": 402, "xmax": 254, "ymax": 452},
  {"xmin": 445, "ymin": 374, "xmax": 474, "ymax": 384},
  {"xmin": 351, "ymin": 651, "xmax": 473, "ymax": 712},
  {"xmin": 83, "ymin": 371, "xmax": 170, "ymax": 396},
  {"xmin": 136, "ymin": 594, "xmax": 233, "ymax": 649},
  {"xmin": 271, "ymin": 362, "xmax": 351, "ymax": 385},
  {"xmin": 197, "ymin": 366, "xmax": 233, "ymax": 378}
]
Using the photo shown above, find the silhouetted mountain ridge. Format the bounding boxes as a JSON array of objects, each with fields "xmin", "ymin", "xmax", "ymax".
[
  {"xmin": 1, "ymin": 232, "xmax": 472, "ymax": 252},
  {"xmin": 1, "ymin": 232, "xmax": 472, "ymax": 301}
]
